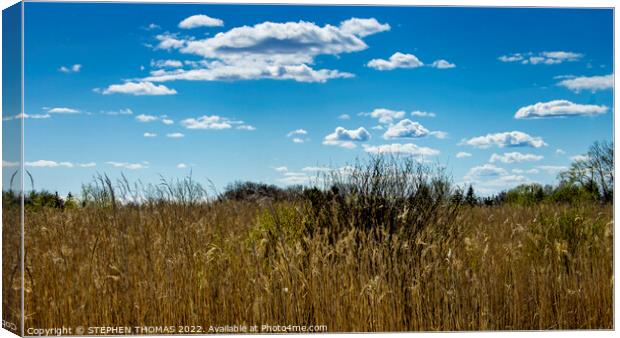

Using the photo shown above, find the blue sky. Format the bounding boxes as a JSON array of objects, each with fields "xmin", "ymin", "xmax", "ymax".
[{"xmin": 6, "ymin": 3, "xmax": 614, "ymax": 196}]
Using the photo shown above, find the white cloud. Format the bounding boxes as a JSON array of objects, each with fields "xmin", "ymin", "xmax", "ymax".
[
  {"xmin": 3, "ymin": 113, "xmax": 51, "ymax": 121},
  {"xmin": 162, "ymin": 118, "xmax": 174, "ymax": 125},
  {"xmin": 367, "ymin": 52, "xmax": 423, "ymax": 71},
  {"xmin": 512, "ymin": 168, "xmax": 539, "ymax": 174},
  {"xmin": 323, "ymin": 127, "xmax": 371, "ymax": 149},
  {"xmin": 47, "ymin": 107, "xmax": 79, "ymax": 114},
  {"xmin": 136, "ymin": 114, "xmax": 159, "ymax": 122},
  {"xmin": 456, "ymin": 152, "xmax": 472, "ymax": 158},
  {"xmin": 302, "ymin": 166, "xmax": 332, "ymax": 172},
  {"xmin": 143, "ymin": 61, "xmax": 353, "ymax": 84},
  {"xmin": 278, "ymin": 172, "xmax": 312, "ymax": 185},
  {"xmin": 287, "ymin": 129, "xmax": 308, "ymax": 142},
  {"xmin": 179, "ymin": 14, "xmax": 224, "ymax": 29},
  {"xmin": 166, "ymin": 132, "xmax": 185, "ymax": 138},
  {"xmin": 2, "ymin": 161, "xmax": 19, "ymax": 167},
  {"xmin": 360, "ymin": 108, "xmax": 405, "ymax": 124},
  {"xmin": 465, "ymin": 164, "xmax": 508, "ymax": 179},
  {"xmin": 383, "ymin": 119, "xmax": 429, "ymax": 139},
  {"xmin": 180, "ymin": 115, "xmax": 235, "ymax": 130},
  {"xmin": 79, "ymin": 162, "xmax": 97, "ymax": 168},
  {"xmin": 570, "ymin": 154, "xmax": 589, "ymax": 162},
  {"xmin": 499, "ymin": 51, "xmax": 582, "ymax": 65},
  {"xmin": 143, "ymin": 132, "xmax": 157, "ymax": 138},
  {"xmin": 429, "ymin": 131, "xmax": 448, "ymax": 139},
  {"xmin": 557, "ymin": 74, "xmax": 613, "ymax": 92},
  {"xmin": 59, "ymin": 64, "xmax": 82, "ymax": 73},
  {"xmin": 273, "ymin": 166, "xmax": 288, "ymax": 172},
  {"xmin": 101, "ymin": 81, "xmax": 177, "ymax": 96},
  {"xmin": 338, "ymin": 114, "xmax": 351, "ymax": 120},
  {"xmin": 515, "ymin": 100, "xmax": 608, "ymax": 119},
  {"xmin": 430, "ymin": 59, "xmax": 456, "ymax": 69},
  {"xmin": 177, "ymin": 163, "xmax": 188, "ymax": 169},
  {"xmin": 287, "ymin": 129, "xmax": 308, "ymax": 137},
  {"xmin": 24, "ymin": 160, "xmax": 95, "ymax": 168},
  {"xmin": 150, "ymin": 59, "xmax": 184, "ymax": 68},
  {"xmin": 362, "ymin": 143, "xmax": 439, "ymax": 156},
  {"xmin": 461, "ymin": 131, "xmax": 547, "ymax": 149},
  {"xmin": 411, "ymin": 110, "xmax": 436, "ymax": 118},
  {"xmin": 556, "ymin": 149, "xmax": 566, "ymax": 155},
  {"xmin": 145, "ymin": 18, "xmax": 389, "ymax": 84},
  {"xmin": 106, "ymin": 161, "xmax": 148, "ymax": 170},
  {"xmin": 489, "ymin": 152, "xmax": 544, "ymax": 164},
  {"xmin": 237, "ymin": 124, "xmax": 256, "ymax": 131},
  {"xmin": 537, "ymin": 165, "xmax": 568, "ymax": 174},
  {"xmin": 145, "ymin": 23, "xmax": 160, "ymax": 31},
  {"xmin": 102, "ymin": 108, "xmax": 133, "ymax": 116},
  {"xmin": 25, "ymin": 160, "xmax": 69, "ymax": 168},
  {"xmin": 338, "ymin": 17, "xmax": 391, "ymax": 37}
]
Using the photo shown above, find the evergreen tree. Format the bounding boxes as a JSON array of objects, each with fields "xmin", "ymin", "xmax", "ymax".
[{"xmin": 465, "ymin": 185, "xmax": 477, "ymax": 206}]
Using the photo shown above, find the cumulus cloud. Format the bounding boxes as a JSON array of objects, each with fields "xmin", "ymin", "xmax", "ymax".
[
  {"xmin": 166, "ymin": 132, "xmax": 185, "ymax": 138},
  {"xmin": 537, "ymin": 165, "xmax": 568, "ymax": 174},
  {"xmin": 323, "ymin": 127, "xmax": 371, "ymax": 148},
  {"xmin": 557, "ymin": 74, "xmax": 613, "ymax": 92},
  {"xmin": 514, "ymin": 100, "xmax": 608, "ymax": 119},
  {"xmin": 489, "ymin": 152, "xmax": 543, "ymax": 164},
  {"xmin": 287, "ymin": 129, "xmax": 308, "ymax": 137},
  {"xmin": 106, "ymin": 161, "xmax": 148, "ymax": 170},
  {"xmin": 362, "ymin": 143, "xmax": 439, "ymax": 156},
  {"xmin": 47, "ymin": 107, "xmax": 79, "ymax": 114},
  {"xmin": 456, "ymin": 152, "xmax": 472, "ymax": 158},
  {"xmin": 430, "ymin": 59, "xmax": 456, "ymax": 69},
  {"xmin": 556, "ymin": 149, "xmax": 567, "ymax": 155},
  {"xmin": 383, "ymin": 119, "xmax": 429, "ymax": 139},
  {"xmin": 512, "ymin": 168, "xmax": 539, "ymax": 174},
  {"xmin": 143, "ymin": 132, "xmax": 157, "ymax": 138},
  {"xmin": 498, "ymin": 51, "xmax": 582, "ymax": 65},
  {"xmin": 177, "ymin": 163, "xmax": 188, "ymax": 169},
  {"xmin": 59, "ymin": 64, "xmax": 82, "ymax": 73},
  {"xmin": 465, "ymin": 164, "xmax": 508, "ymax": 179},
  {"xmin": 461, "ymin": 131, "xmax": 547, "ymax": 149},
  {"xmin": 338, "ymin": 114, "xmax": 351, "ymax": 120},
  {"xmin": 142, "ymin": 18, "xmax": 389, "ymax": 85},
  {"xmin": 3, "ymin": 113, "xmax": 51, "ymax": 121},
  {"xmin": 162, "ymin": 118, "xmax": 174, "ymax": 125},
  {"xmin": 136, "ymin": 114, "xmax": 159, "ymax": 122},
  {"xmin": 367, "ymin": 52, "xmax": 423, "ymax": 70},
  {"xmin": 237, "ymin": 124, "xmax": 256, "ymax": 131},
  {"xmin": 287, "ymin": 129, "xmax": 308, "ymax": 143},
  {"xmin": 101, "ymin": 81, "xmax": 177, "ymax": 96},
  {"xmin": 463, "ymin": 164, "xmax": 533, "ymax": 192},
  {"xmin": 102, "ymin": 108, "xmax": 133, "ymax": 116},
  {"xmin": 360, "ymin": 108, "xmax": 406, "ymax": 124},
  {"xmin": 25, "ymin": 160, "xmax": 74, "ymax": 168},
  {"xmin": 338, "ymin": 18, "xmax": 391, "ymax": 37},
  {"xmin": 273, "ymin": 166, "xmax": 289, "ymax": 172},
  {"xmin": 570, "ymin": 154, "xmax": 589, "ymax": 162},
  {"xmin": 429, "ymin": 131, "xmax": 448, "ymax": 139},
  {"xmin": 179, "ymin": 14, "xmax": 224, "ymax": 29},
  {"xmin": 151, "ymin": 59, "xmax": 184, "ymax": 68},
  {"xmin": 24, "ymin": 160, "xmax": 96, "ymax": 168},
  {"xmin": 411, "ymin": 110, "xmax": 436, "ymax": 118},
  {"xmin": 180, "ymin": 115, "xmax": 236, "ymax": 130}
]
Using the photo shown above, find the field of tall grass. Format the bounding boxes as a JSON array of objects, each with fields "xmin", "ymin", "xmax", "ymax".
[{"xmin": 4, "ymin": 157, "xmax": 614, "ymax": 332}]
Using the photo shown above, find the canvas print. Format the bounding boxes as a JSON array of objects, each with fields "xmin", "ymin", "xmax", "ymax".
[{"xmin": 2, "ymin": 2, "xmax": 614, "ymax": 335}]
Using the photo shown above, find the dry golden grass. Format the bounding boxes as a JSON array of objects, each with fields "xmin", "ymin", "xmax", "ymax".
[{"xmin": 17, "ymin": 199, "xmax": 612, "ymax": 332}]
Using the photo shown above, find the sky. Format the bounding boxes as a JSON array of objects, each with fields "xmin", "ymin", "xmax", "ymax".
[{"xmin": 3, "ymin": 3, "xmax": 614, "ymax": 196}]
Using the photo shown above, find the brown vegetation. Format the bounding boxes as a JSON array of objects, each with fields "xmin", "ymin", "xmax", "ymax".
[{"xmin": 3, "ymin": 156, "xmax": 614, "ymax": 332}]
